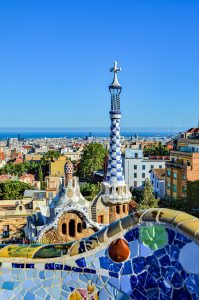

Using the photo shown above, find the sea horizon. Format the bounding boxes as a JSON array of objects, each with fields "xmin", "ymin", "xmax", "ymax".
[{"xmin": 0, "ymin": 126, "xmax": 184, "ymax": 139}]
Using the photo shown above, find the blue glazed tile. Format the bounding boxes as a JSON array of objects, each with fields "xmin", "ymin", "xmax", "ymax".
[
  {"xmin": 169, "ymin": 245, "xmax": 180, "ymax": 260},
  {"xmin": 124, "ymin": 228, "xmax": 139, "ymax": 242},
  {"xmin": 166, "ymin": 228, "xmax": 175, "ymax": 244},
  {"xmin": 132, "ymin": 257, "xmax": 146, "ymax": 274},
  {"xmin": 159, "ymin": 255, "xmax": 170, "ymax": 266},
  {"xmin": 99, "ymin": 287, "xmax": 111, "ymax": 298},
  {"xmin": 72, "ymin": 267, "xmax": 83, "ymax": 272},
  {"xmin": 45, "ymin": 263, "xmax": 54, "ymax": 270},
  {"xmin": 76, "ymin": 258, "xmax": 86, "ymax": 268},
  {"xmin": 55, "ymin": 264, "xmax": 63, "ymax": 270},
  {"xmin": 84, "ymin": 268, "xmax": 96, "ymax": 274},
  {"xmin": 148, "ymin": 263, "xmax": 160, "ymax": 279},
  {"xmin": 171, "ymin": 260, "xmax": 183, "ymax": 271},
  {"xmin": 159, "ymin": 293, "xmax": 171, "ymax": 300},
  {"xmin": 164, "ymin": 267, "xmax": 182, "ymax": 288},
  {"xmin": 172, "ymin": 288, "xmax": 192, "ymax": 300},
  {"xmin": 144, "ymin": 273, "xmax": 158, "ymax": 289},
  {"xmin": 64, "ymin": 265, "xmax": 71, "ymax": 271},
  {"xmin": 131, "ymin": 288, "xmax": 147, "ymax": 300},
  {"xmin": 139, "ymin": 242, "xmax": 153, "ymax": 257},
  {"xmin": 122, "ymin": 260, "xmax": 132, "ymax": 275},
  {"xmin": 26, "ymin": 264, "xmax": 34, "ymax": 269},
  {"xmin": 176, "ymin": 232, "xmax": 191, "ymax": 243},
  {"xmin": 39, "ymin": 271, "xmax": 45, "ymax": 279},
  {"xmin": 12, "ymin": 263, "xmax": 24, "ymax": 268},
  {"xmin": 99, "ymin": 256, "xmax": 110, "ymax": 270},
  {"xmin": 109, "ymin": 262, "xmax": 122, "ymax": 272},
  {"xmin": 146, "ymin": 255, "xmax": 158, "ymax": 266},
  {"xmin": 157, "ymin": 278, "xmax": 172, "ymax": 296},
  {"xmin": 173, "ymin": 239, "xmax": 186, "ymax": 249},
  {"xmin": 146, "ymin": 288, "xmax": 159, "ymax": 300},
  {"xmin": 137, "ymin": 271, "xmax": 147, "ymax": 286},
  {"xmin": 185, "ymin": 274, "xmax": 199, "ymax": 293},
  {"xmin": 109, "ymin": 271, "xmax": 118, "ymax": 278},
  {"xmin": 154, "ymin": 248, "xmax": 166, "ymax": 257},
  {"xmin": 121, "ymin": 275, "xmax": 132, "ymax": 295},
  {"xmin": 24, "ymin": 291, "xmax": 35, "ymax": 300},
  {"xmin": 2, "ymin": 281, "xmax": 14, "ymax": 290},
  {"xmin": 181, "ymin": 270, "xmax": 189, "ymax": 280}
]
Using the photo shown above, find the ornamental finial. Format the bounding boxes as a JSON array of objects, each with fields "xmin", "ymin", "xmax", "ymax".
[{"xmin": 110, "ymin": 61, "xmax": 122, "ymax": 88}]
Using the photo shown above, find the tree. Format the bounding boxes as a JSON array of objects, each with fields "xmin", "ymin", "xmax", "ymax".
[
  {"xmin": 43, "ymin": 150, "xmax": 60, "ymax": 161},
  {"xmin": 78, "ymin": 143, "xmax": 107, "ymax": 181},
  {"xmin": 80, "ymin": 183, "xmax": 100, "ymax": 201},
  {"xmin": 143, "ymin": 142, "xmax": 169, "ymax": 157},
  {"xmin": 0, "ymin": 181, "xmax": 33, "ymax": 200},
  {"xmin": 136, "ymin": 178, "xmax": 159, "ymax": 210},
  {"xmin": 38, "ymin": 164, "xmax": 44, "ymax": 190}
]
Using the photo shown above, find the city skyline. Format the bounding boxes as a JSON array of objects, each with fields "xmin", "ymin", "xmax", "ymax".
[{"xmin": 0, "ymin": 0, "xmax": 198, "ymax": 129}]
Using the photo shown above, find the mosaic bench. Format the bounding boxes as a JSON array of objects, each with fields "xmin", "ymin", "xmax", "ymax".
[{"xmin": 0, "ymin": 208, "xmax": 199, "ymax": 299}]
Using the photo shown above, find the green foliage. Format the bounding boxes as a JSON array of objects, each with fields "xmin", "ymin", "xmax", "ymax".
[
  {"xmin": 0, "ymin": 160, "xmax": 49, "ymax": 179},
  {"xmin": 43, "ymin": 150, "xmax": 60, "ymax": 160},
  {"xmin": 136, "ymin": 178, "xmax": 159, "ymax": 210},
  {"xmin": 143, "ymin": 142, "xmax": 169, "ymax": 157},
  {"xmin": 80, "ymin": 183, "xmax": 100, "ymax": 201},
  {"xmin": 0, "ymin": 181, "xmax": 33, "ymax": 200},
  {"xmin": 78, "ymin": 143, "xmax": 107, "ymax": 181}
]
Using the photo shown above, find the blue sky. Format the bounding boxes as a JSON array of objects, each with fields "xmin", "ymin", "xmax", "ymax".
[{"xmin": 0, "ymin": 0, "xmax": 198, "ymax": 130}]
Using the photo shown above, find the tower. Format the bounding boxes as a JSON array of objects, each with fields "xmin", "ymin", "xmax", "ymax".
[{"xmin": 91, "ymin": 62, "xmax": 131, "ymax": 224}]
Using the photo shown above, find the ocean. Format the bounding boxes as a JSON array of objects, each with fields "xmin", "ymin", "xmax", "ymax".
[{"xmin": 0, "ymin": 129, "xmax": 176, "ymax": 139}]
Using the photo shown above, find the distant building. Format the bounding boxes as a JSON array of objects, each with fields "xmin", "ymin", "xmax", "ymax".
[
  {"xmin": 124, "ymin": 148, "xmax": 167, "ymax": 188},
  {"xmin": 150, "ymin": 168, "xmax": 166, "ymax": 199},
  {"xmin": 165, "ymin": 129, "xmax": 199, "ymax": 199},
  {"xmin": 25, "ymin": 161, "xmax": 100, "ymax": 243},
  {"xmin": 49, "ymin": 156, "xmax": 68, "ymax": 176}
]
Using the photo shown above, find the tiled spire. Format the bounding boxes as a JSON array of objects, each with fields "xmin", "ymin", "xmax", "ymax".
[{"xmin": 106, "ymin": 61, "xmax": 124, "ymax": 184}]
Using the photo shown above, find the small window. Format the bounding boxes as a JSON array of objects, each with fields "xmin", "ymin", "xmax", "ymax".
[
  {"xmin": 182, "ymin": 174, "xmax": 186, "ymax": 180},
  {"xmin": 134, "ymin": 165, "xmax": 137, "ymax": 170},
  {"xmin": 151, "ymin": 165, "xmax": 154, "ymax": 169},
  {"xmin": 167, "ymin": 182, "xmax": 170, "ymax": 189},
  {"xmin": 134, "ymin": 173, "xmax": 137, "ymax": 178},
  {"xmin": 135, "ymin": 153, "xmax": 138, "ymax": 158},
  {"xmin": 142, "ymin": 181, "xmax": 145, "ymax": 187},
  {"xmin": 134, "ymin": 181, "xmax": 137, "ymax": 187},
  {"xmin": 182, "ymin": 186, "xmax": 186, "ymax": 193},
  {"xmin": 77, "ymin": 222, "xmax": 82, "ymax": 233},
  {"xmin": 159, "ymin": 165, "xmax": 162, "ymax": 169},
  {"xmin": 69, "ymin": 219, "xmax": 75, "ymax": 237},
  {"xmin": 173, "ymin": 184, "xmax": 177, "ymax": 192},
  {"xmin": 142, "ymin": 173, "xmax": 145, "ymax": 179},
  {"xmin": 116, "ymin": 205, "xmax": 120, "ymax": 214},
  {"xmin": 167, "ymin": 170, "xmax": 171, "ymax": 177},
  {"xmin": 98, "ymin": 215, "xmax": 104, "ymax": 223},
  {"xmin": 187, "ymin": 160, "xmax": 191, "ymax": 166},
  {"xmin": 173, "ymin": 172, "xmax": 177, "ymax": 179},
  {"xmin": 62, "ymin": 223, "xmax": 67, "ymax": 234},
  {"xmin": 19, "ymin": 205, "xmax": 23, "ymax": 211},
  {"xmin": 142, "ymin": 165, "xmax": 145, "ymax": 170}
]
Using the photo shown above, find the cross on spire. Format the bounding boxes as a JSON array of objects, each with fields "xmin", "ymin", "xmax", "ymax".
[
  {"xmin": 110, "ymin": 61, "xmax": 121, "ymax": 74},
  {"xmin": 110, "ymin": 61, "xmax": 121, "ymax": 88}
]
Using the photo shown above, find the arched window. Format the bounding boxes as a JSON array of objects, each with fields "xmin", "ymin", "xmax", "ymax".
[
  {"xmin": 62, "ymin": 223, "xmax": 67, "ymax": 234},
  {"xmin": 116, "ymin": 205, "xmax": 120, "ymax": 214},
  {"xmin": 69, "ymin": 219, "xmax": 75, "ymax": 237},
  {"xmin": 19, "ymin": 205, "xmax": 23, "ymax": 211},
  {"xmin": 77, "ymin": 222, "xmax": 82, "ymax": 233}
]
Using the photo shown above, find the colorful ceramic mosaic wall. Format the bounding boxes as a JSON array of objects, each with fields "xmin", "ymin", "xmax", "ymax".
[{"xmin": 0, "ymin": 208, "xmax": 199, "ymax": 299}]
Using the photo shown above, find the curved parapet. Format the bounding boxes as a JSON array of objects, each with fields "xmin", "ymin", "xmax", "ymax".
[{"xmin": 0, "ymin": 208, "xmax": 199, "ymax": 299}]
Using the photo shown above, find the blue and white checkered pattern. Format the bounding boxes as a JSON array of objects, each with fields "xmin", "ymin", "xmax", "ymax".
[{"xmin": 106, "ymin": 114, "xmax": 124, "ymax": 183}]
